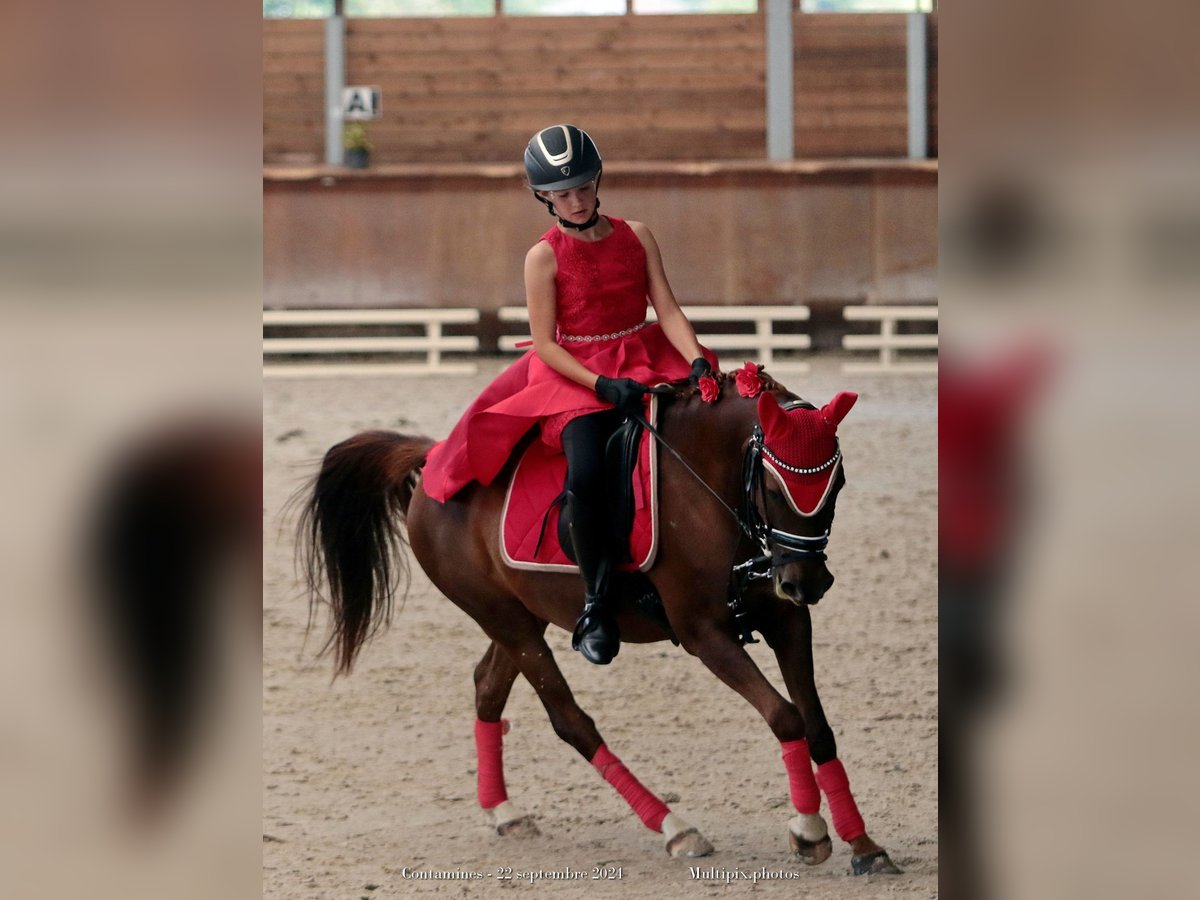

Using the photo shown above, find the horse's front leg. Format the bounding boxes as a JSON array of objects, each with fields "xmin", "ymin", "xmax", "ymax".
[
  {"xmin": 758, "ymin": 603, "xmax": 902, "ymax": 876},
  {"xmin": 673, "ymin": 619, "xmax": 838, "ymax": 857}
]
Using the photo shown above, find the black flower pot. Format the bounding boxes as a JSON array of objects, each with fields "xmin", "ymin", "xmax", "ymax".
[{"xmin": 345, "ymin": 148, "xmax": 370, "ymax": 169}]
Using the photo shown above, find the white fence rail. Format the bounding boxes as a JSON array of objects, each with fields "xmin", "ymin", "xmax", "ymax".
[
  {"xmin": 263, "ymin": 308, "xmax": 481, "ymax": 377},
  {"xmin": 842, "ymin": 305, "xmax": 938, "ymax": 374},
  {"xmin": 262, "ymin": 304, "xmax": 937, "ymax": 378},
  {"xmin": 497, "ymin": 305, "xmax": 812, "ymax": 373}
]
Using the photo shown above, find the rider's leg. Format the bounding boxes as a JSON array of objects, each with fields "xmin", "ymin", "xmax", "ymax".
[{"xmin": 562, "ymin": 411, "xmax": 621, "ymax": 665}]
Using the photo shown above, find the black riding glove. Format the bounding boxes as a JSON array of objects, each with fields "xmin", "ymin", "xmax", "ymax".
[
  {"xmin": 595, "ymin": 376, "xmax": 649, "ymax": 415},
  {"xmin": 688, "ymin": 356, "xmax": 713, "ymax": 387}
]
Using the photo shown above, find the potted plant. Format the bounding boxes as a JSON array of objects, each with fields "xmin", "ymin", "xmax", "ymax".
[{"xmin": 343, "ymin": 123, "xmax": 372, "ymax": 169}]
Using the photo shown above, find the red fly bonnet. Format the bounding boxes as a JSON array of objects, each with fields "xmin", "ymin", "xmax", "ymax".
[{"xmin": 756, "ymin": 391, "xmax": 858, "ymax": 516}]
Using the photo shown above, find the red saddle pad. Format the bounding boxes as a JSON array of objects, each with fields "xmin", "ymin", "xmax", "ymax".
[{"xmin": 500, "ymin": 397, "xmax": 660, "ymax": 573}]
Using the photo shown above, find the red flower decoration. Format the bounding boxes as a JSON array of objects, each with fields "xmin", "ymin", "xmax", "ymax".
[
  {"xmin": 698, "ymin": 375, "xmax": 720, "ymax": 404},
  {"xmin": 735, "ymin": 361, "xmax": 765, "ymax": 398}
]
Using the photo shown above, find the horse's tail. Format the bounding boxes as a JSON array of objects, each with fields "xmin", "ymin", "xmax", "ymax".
[{"xmin": 298, "ymin": 430, "xmax": 435, "ymax": 676}]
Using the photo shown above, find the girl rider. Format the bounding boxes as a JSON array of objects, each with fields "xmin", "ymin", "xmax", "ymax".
[{"xmin": 421, "ymin": 124, "xmax": 716, "ymax": 665}]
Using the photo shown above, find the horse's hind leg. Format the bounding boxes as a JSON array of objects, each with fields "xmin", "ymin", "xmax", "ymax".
[
  {"xmin": 473, "ymin": 640, "xmax": 539, "ymax": 836},
  {"xmin": 760, "ymin": 605, "xmax": 902, "ymax": 875},
  {"xmin": 501, "ymin": 632, "xmax": 713, "ymax": 857}
]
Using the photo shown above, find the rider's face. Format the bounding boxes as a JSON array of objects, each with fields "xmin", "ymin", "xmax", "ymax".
[{"xmin": 539, "ymin": 180, "xmax": 597, "ymax": 223}]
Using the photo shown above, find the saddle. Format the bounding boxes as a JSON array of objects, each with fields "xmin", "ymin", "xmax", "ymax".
[{"xmin": 499, "ymin": 396, "xmax": 677, "ymax": 641}]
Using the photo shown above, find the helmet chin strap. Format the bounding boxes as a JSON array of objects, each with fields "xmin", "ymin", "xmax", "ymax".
[{"xmin": 554, "ymin": 197, "xmax": 601, "ymax": 231}]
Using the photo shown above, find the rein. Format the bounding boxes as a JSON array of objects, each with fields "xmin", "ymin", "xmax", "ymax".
[
  {"xmin": 629, "ymin": 392, "xmax": 832, "ymax": 646},
  {"xmin": 630, "ymin": 391, "xmax": 753, "ymax": 541}
]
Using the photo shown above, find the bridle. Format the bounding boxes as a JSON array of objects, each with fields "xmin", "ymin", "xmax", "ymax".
[
  {"xmin": 742, "ymin": 422, "xmax": 836, "ymax": 565},
  {"xmin": 726, "ymin": 422, "xmax": 839, "ymax": 643},
  {"xmin": 631, "ymin": 395, "xmax": 840, "ymax": 645}
]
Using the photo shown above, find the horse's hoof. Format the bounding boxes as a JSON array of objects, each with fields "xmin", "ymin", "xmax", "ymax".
[
  {"xmin": 497, "ymin": 816, "xmax": 540, "ymax": 838},
  {"xmin": 850, "ymin": 849, "xmax": 902, "ymax": 876},
  {"xmin": 490, "ymin": 801, "xmax": 538, "ymax": 837},
  {"xmin": 789, "ymin": 832, "xmax": 833, "ymax": 866},
  {"xmin": 787, "ymin": 814, "xmax": 831, "ymax": 865},
  {"xmin": 666, "ymin": 828, "xmax": 714, "ymax": 858}
]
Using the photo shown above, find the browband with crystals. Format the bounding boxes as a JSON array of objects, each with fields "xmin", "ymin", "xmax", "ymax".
[{"xmin": 761, "ymin": 440, "xmax": 841, "ymax": 476}]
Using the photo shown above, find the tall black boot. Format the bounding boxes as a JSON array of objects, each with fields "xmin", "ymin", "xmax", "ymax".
[{"xmin": 566, "ymin": 491, "xmax": 620, "ymax": 665}]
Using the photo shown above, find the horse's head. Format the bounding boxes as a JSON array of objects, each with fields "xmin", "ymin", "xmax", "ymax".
[{"xmin": 752, "ymin": 390, "xmax": 858, "ymax": 606}]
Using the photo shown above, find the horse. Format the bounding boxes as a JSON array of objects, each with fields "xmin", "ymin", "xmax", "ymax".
[{"xmin": 298, "ymin": 371, "xmax": 901, "ymax": 876}]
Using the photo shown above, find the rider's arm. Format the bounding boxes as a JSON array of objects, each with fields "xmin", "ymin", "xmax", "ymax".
[
  {"xmin": 525, "ymin": 241, "xmax": 604, "ymax": 391},
  {"xmin": 628, "ymin": 221, "xmax": 706, "ymax": 365}
]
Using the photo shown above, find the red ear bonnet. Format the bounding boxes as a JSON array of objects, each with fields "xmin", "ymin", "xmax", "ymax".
[
  {"xmin": 823, "ymin": 391, "xmax": 858, "ymax": 426},
  {"xmin": 755, "ymin": 391, "xmax": 857, "ymax": 516}
]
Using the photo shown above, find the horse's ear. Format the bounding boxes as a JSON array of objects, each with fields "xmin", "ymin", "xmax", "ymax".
[
  {"xmin": 822, "ymin": 391, "xmax": 858, "ymax": 426},
  {"xmin": 757, "ymin": 391, "xmax": 786, "ymax": 430}
]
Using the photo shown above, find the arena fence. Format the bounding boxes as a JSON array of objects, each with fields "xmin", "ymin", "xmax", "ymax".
[
  {"xmin": 841, "ymin": 304, "xmax": 938, "ymax": 374},
  {"xmin": 262, "ymin": 304, "xmax": 937, "ymax": 377},
  {"xmin": 263, "ymin": 308, "xmax": 481, "ymax": 377}
]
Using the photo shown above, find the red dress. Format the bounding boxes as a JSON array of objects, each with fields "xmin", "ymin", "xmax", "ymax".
[{"xmin": 422, "ymin": 217, "xmax": 713, "ymax": 504}]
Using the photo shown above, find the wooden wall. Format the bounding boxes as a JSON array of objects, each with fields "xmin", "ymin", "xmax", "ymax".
[
  {"xmin": 794, "ymin": 14, "xmax": 907, "ymax": 157},
  {"xmin": 263, "ymin": 12, "xmax": 938, "ymax": 164},
  {"xmin": 262, "ymin": 161, "xmax": 937, "ymax": 312},
  {"xmin": 264, "ymin": 19, "xmax": 325, "ymax": 164}
]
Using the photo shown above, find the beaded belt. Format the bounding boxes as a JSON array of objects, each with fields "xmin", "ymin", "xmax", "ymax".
[{"xmin": 558, "ymin": 320, "xmax": 649, "ymax": 343}]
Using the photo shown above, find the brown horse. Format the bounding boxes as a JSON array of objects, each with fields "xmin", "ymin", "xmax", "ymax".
[{"xmin": 299, "ymin": 373, "xmax": 901, "ymax": 875}]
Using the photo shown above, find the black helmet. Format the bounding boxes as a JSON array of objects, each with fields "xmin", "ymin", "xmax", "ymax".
[{"xmin": 524, "ymin": 125, "xmax": 602, "ymax": 192}]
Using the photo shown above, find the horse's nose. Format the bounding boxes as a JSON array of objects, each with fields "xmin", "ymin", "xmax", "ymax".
[
  {"xmin": 776, "ymin": 570, "xmax": 835, "ymax": 606},
  {"xmin": 777, "ymin": 575, "xmax": 816, "ymax": 606},
  {"xmin": 777, "ymin": 575, "xmax": 801, "ymax": 604},
  {"xmin": 818, "ymin": 571, "xmax": 834, "ymax": 597}
]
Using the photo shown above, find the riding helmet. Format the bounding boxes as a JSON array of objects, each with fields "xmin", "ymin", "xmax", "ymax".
[{"xmin": 523, "ymin": 125, "xmax": 603, "ymax": 193}]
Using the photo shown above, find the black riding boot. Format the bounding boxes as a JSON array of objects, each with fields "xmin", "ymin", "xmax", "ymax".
[{"xmin": 566, "ymin": 491, "xmax": 620, "ymax": 665}]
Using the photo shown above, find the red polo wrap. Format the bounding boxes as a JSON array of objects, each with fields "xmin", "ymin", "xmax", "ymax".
[
  {"xmin": 474, "ymin": 718, "xmax": 508, "ymax": 810},
  {"xmin": 815, "ymin": 758, "xmax": 866, "ymax": 841},
  {"xmin": 780, "ymin": 738, "xmax": 822, "ymax": 814},
  {"xmin": 590, "ymin": 744, "xmax": 669, "ymax": 832}
]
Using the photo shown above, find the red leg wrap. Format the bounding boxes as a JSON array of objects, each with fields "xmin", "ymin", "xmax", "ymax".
[
  {"xmin": 474, "ymin": 718, "xmax": 508, "ymax": 810},
  {"xmin": 815, "ymin": 759, "xmax": 866, "ymax": 842},
  {"xmin": 780, "ymin": 739, "xmax": 822, "ymax": 814},
  {"xmin": 590, "ymin": 744, "xmax": 669, "ymax": 833}
]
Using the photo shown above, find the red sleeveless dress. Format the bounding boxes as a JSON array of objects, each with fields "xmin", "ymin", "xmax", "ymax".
[{"xmin": 422, "ymin": 216, "xmax": 713, "ymax": 504}]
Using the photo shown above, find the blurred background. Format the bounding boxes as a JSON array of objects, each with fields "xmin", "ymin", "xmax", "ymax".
[
  {"xmin": 940, "ymin": 3, "xmax": 1200, "ymax": 900},
  {"xmin": 0, "ymin": 1, "xmax": 262, "ymax": 898}
]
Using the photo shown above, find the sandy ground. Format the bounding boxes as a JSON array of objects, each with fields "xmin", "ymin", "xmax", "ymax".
[{"xmin": 263, "ymin": 357, "xmax": 937, "ymax": 898}]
